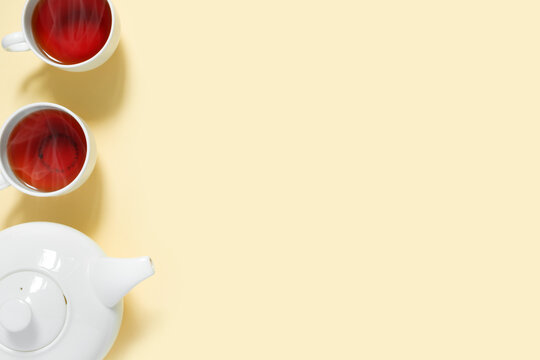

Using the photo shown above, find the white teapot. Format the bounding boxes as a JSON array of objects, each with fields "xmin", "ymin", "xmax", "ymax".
[{"xmin": 0, "ymin": 222, "xmax": 155, "ymax": 359}]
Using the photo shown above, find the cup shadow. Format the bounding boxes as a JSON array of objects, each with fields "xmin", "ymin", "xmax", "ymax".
[
  {"xmin": 3, "ymin": 163, "xmax": 103, "ymax": 238},
  {"xmin": 19, "ymin": 44, "xmax": 127, "ymax": 122}
]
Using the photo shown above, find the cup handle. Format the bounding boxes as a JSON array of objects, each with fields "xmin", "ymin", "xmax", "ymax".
[
  {"xmin": 0, "ymin": 171, "xmax": 10, "ymax": 190},
  {"xmin": 2, "ymin": 32, "xmax": 30, "ymax": 52}
]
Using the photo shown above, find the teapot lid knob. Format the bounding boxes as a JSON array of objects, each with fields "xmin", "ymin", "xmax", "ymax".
[{"xmin": 0, "ymin": 299, "xmax": 32, "ymax": 333}]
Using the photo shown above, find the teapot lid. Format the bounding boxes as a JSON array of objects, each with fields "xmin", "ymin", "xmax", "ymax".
[
  {"xmin": 0, "ymin": 222, "xmax": 123, "ymax": 360},
  {"xmin": 0, "ymin": 272, "xmax": 67, "ymax": 351}
]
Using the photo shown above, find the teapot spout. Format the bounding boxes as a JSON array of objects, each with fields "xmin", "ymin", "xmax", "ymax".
[{"xmin": 90, "ymin": 256, "xmax": 155, "ymax": 308}]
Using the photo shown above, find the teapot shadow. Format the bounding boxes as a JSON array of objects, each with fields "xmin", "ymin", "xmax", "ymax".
[
  {"xmin": 106, "ymin": 295, "xmax": 156, "ymax": 359},
  {"xmin": 3, "ymin": 164, "xmax": 103, "ymax": 238},
  {"xmin": 19, "ymin": 44, "xmax": 127, "ymax": 122}
]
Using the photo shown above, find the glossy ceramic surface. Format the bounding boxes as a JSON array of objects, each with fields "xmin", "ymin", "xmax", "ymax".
[{"xmin": 0, "ymin": 222, "xmax": 154, "ymax": 360}]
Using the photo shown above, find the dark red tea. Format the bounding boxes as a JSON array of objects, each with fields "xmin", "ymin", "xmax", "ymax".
[
  {"xmin": 31, "ymin": 0, "xmax": 112, "ymax": 65},
  {"xmin": 7, "ymin": 109, "xmax": 87, "ymax": 192}
]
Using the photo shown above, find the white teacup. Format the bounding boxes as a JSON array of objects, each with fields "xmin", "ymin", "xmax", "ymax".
[
  {"xmin": 1, "ymin": 0, "xmax": 120, "ymax": 72},
  {"xmin": 0, "ymin": 103, "xmax": 96, "ymax": 197}
]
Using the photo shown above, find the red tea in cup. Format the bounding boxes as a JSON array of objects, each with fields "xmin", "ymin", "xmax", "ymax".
[
  {"xmin": 7, "ymin": 109, "xmax": 87, "ymax": 192},
  {"xmin": 31, "ymin": 0, "xmax": 112, "ymax": 65}
]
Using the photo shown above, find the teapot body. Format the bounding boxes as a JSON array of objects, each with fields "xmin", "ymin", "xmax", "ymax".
[{"xmin": 0, "ymin": 222, "xmax": 123, "ymax": 360}]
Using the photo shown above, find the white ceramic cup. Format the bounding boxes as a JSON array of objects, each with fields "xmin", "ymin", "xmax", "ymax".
[
  {"xmin": 1, "ymin": 0, "xmax": 120, "ymax": 72},
  {"xmin": 0, "ymin": 103, "xmax": 97, "ymax": 197}
]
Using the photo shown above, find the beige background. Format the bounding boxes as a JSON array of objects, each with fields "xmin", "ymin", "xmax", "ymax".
[{"xmin": 1, "ymin": 0, "xmax": 539, "ymax": 358}]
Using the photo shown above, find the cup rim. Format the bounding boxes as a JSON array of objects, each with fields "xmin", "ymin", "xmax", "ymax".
[
  {"xmin": 21, "ymin": 0, "xmax": 117, "ymax": 69},
  {"xmin": 0, "ymin": 102, "xmax": 93, "ymax": 197}
]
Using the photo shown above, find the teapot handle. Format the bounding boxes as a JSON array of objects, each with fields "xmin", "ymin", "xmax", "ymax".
[{"xmin": 0, "ymin": 170, "xmax": 10, "ymax": 190}]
